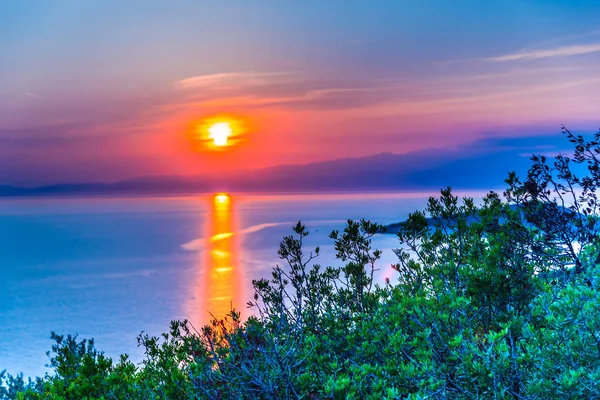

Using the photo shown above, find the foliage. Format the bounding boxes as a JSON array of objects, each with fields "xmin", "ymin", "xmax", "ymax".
[{"xmin": 3, "ymin": 127, "xmax": 600, "ymax": 399}]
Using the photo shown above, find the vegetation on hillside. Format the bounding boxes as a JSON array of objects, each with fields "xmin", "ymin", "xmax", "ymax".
[{"xmin": 3, "ymin": 126, "xmax": 600, "ymax": 399}]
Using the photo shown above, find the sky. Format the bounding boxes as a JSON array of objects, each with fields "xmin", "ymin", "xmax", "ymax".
[{"xmin": 1, "ymin": 0, "xmax": 600, "ymax": 186}]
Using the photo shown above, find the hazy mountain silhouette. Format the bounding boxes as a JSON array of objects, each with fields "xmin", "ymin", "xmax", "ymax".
[{"xmin": 0, "ymin": 147, "xmax": 531, "ymax": 197}]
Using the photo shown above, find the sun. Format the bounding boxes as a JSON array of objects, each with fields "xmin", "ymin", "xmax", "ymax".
[
  {"xmin": 208, "ymin": 122, "xmax": 233, "ymax": 147},
  {"xmin": 214, "ymin": 193, "xmax": 229, "ymax": 204},
  {"xmin": 190, "ymin": 115, "xmax": 249, "ymax": 151}
]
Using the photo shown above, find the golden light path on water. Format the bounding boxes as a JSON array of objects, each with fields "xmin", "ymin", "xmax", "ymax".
[{"xmin": 189, "ymin": 193, "xmax": 244, "ymax": 326}]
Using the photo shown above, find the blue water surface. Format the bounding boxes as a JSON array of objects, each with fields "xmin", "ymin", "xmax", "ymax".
[{"xmin": 0, "ymin": 192, "xmax": 475, "ymax": 377}]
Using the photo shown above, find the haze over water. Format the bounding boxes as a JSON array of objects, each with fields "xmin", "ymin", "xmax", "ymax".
[{"xmin": 1, "ymin": 191, "xmax": 481, "ymax": 377}]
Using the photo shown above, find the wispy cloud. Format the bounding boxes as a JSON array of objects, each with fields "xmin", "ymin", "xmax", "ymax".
[
  {"xmin": 152, "ymin": 62, "xmax": 600, "ymax": 118},
  {"xmin": 24, "ymin": 92, "xmax": 43, "ymax": 98},
  {"xmin": 540, "ymin": 29, "xmax": 600, "ymax": 46},
  {"xmin": 197, "ymin": 86, "xmax": 377, "ymax": 109},
  {"xmin": 488, "ymin": 43, "xmax": 600, "ymax": 62},
  {"xmin": 174, "ymin": 71, "xmax": 299, "ymax": 90},
  {"xmin": 358, "ymin": 75, "xmax": 600, "ymax": 118}
]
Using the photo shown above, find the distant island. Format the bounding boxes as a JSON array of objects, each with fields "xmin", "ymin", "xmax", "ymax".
[{"xmin": 382, "ymin": 203, "xmax": 579, "ymax": 234}]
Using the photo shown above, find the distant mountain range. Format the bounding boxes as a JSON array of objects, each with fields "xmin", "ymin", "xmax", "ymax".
[{"xmin": 0, "ymin": 149, "xmax": 530, "ymax": 197}]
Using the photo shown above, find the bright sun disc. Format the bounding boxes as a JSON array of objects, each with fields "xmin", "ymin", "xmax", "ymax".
[
  {"xmin": 208, "ymin": 122, "xmax": 232, "ymax": 147},
  {"xmin": 215, "ymin": 194, "xmax": 229, "ymax": 204}
]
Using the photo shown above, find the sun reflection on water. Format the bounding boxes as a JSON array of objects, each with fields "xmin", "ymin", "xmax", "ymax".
[{"xmin": 191, "ymin": 193, "xmax": 244, "ymax": 326}]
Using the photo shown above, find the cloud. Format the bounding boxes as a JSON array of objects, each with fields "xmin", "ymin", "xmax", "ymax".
[
  {"xmin": 488, "ymin": 43, "xmax": 600, "ymax": 62},
  {"xmin": 163, "ymin": 62, "xmax": 600, "ymax": 116},
  {"xmin": 541, "ymin": 29, "xmax": 600, "ymax": 46},
  {"xmin": 154, "ymin": 71, "xmax": 396, "ymax": 114},
  {"xmin": 198, "ymin": 86, "xmax": 383, "ymax": 110},
  {"xmin": 174, "ymin": 71, "xmax": 299, "ymax": 90},
  {"xmin": 24, "ymin": 92, "xmax": 44, "ymax": 98},
  {"xmin": 355, "ymin": 75, "xmax": 600, "ymax": 119}
]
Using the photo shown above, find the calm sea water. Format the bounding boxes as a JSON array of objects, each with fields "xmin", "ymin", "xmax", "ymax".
[{"xmin": 0, "ymin": 192, "xmax": 480, "ymax": 377}]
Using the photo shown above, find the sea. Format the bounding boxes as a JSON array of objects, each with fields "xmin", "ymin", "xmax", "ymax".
[{"xmin": 0, "ymin": 191, "xmax": 487, "ymax": 378}]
